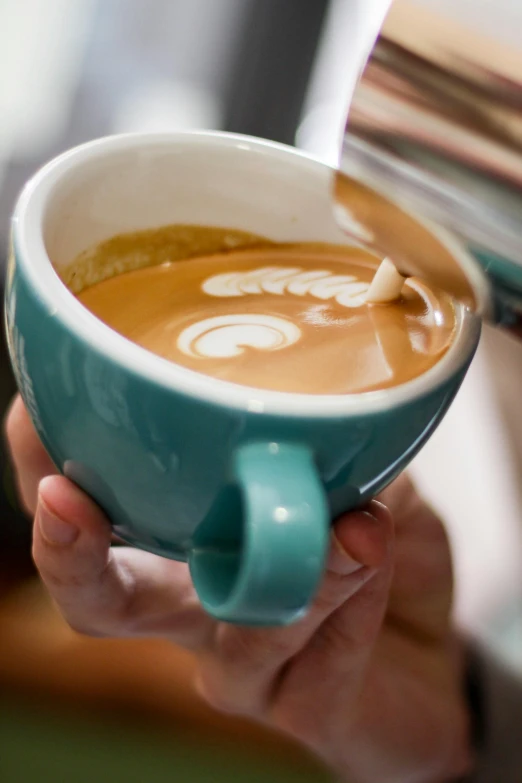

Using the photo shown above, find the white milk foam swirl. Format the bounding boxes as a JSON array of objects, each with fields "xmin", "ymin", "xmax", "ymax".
[
  {"xmin": 177, "ymin": 314, "xmax": 301, "ymax": 359},
  {"xmin": 202, "ymin": 267, "xmax": 370, "ymax": 307}
]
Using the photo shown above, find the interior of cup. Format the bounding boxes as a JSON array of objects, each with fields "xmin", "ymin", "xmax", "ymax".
[{"xmin": 42, "ymin": 134, "xmax": 355, "ymax": 286}]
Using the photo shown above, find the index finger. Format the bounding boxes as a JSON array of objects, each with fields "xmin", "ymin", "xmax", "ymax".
[
  {"xmin": 4, "ymin": 395, "xmax": 56, "ymax": 515},
  {"xmin": 34, "ymin": 475, "xmax": 214, "ymax": 649}
]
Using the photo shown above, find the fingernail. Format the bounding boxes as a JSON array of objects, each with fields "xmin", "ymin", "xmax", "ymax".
[
  {"xmin": 38, "ymin": 501, "xmax": 79, "ymax": 546},
  {"xmin": 329, "ymin": 532, "xmax": 364, "ymax": 575}
]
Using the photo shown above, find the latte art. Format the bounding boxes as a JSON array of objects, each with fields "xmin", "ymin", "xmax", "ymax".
[
  {"xmin": 177, "ymin": 314, "xmax": 301, "ymax": 359},
  {"xmin": 77, "ymin": 235, "xmax": 458, "ymax": 395},
  {"xmin": 202, "ymin": 266, "xmax": 370, "ymax": 307}
]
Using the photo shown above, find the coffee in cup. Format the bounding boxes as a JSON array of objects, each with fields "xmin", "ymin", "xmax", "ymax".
[{"xmin": 72, "ymin": 225, "xmax": 457, "ymax": 395}]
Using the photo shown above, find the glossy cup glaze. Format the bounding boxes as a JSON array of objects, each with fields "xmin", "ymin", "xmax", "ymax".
[{"xmin": 5, "ymin": 132, "xmax": 481, "ymax": 625}]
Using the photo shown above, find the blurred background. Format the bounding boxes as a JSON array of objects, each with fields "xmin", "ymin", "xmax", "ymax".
[{"xmin": 0, "ymin": 1, "xmax": 521, "ymax": 781}]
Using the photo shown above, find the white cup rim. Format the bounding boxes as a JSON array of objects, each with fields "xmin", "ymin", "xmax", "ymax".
[{"xmin": 12, "ymin": 130, "xmax": 481, "ymax": 418}]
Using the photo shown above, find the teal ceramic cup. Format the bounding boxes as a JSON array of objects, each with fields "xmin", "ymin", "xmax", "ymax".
[{"xmin": 5, "ymin": 132, "xmax": 481, "ymax": 625}]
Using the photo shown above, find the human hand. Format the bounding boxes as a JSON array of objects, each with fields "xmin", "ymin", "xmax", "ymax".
[{"xmin": 5, "ymin": 395, "xmax": 473, "ymax": 782}]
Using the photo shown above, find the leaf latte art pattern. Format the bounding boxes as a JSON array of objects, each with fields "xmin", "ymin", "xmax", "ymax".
[
  {"xmin": 177, "ymin": 314, "xmax": 301, "ymax": 359},
  {"xmin": 202, "ymin": 267, "xmax": 370, "ymax": 307}
]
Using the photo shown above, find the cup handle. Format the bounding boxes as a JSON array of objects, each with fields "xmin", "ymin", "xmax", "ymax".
[{"xmin": 189, "ymin": 442, "xmax": 329, "ymax": 626}]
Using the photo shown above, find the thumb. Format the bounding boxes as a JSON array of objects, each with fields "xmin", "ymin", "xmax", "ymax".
[
  {"xmin": 380, "ymin": 474, "xmax": 453, "ymax": 642},
  {"xmin": 268, "ymin": 502, "xmax": 394, "ymax": 746},
  {"xmin": 198, "ymin": 501, "xmax": 393, "ymax": 716},
  {"xmin": 33, "ymin": 475, "xmax": 213, "ymax": 647}
]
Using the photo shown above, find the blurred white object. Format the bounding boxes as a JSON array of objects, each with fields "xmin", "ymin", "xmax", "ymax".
[
  {"xmin": 414, "ymin": 0, "xmax": 522, "ymax": 49},
  {"xmin": 112, "ymin": 81, "xmax": 222, "ymax": 134},
  {"xmin": 0, "ymin": 0, "xmax": 96, "ymax": 162},
  {"xmin": 296, "ymin": 0, "xmax": 390, "ymax": 164}
]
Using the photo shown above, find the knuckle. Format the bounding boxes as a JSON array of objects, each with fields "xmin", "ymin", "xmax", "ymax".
[
  {"xmin": 31, "ymin": 543, "xmax": 78, "ymax": 589},
  {"xmin": 322, "ymin": 600, "xmax": 380, "ymax": 653},
  {"xmin": 32, "ymin": 547, "xmax": 91, "ymax": 594},
  {"xmin": 56, "ymin": 598, "xmax": 129, "ymax": 639},
  {"xmin": 320, "ymin": 619, "xmax": 356, "ymax": 652},
  {"xmin": 313, "ymin": 572, "xmax": 353, "ymax": 612},
  {"xmin": 215, "ymin": 627, "xmax": 290, "ymax": 671},
  {"xmin": 41, "ymin": 571, "xmax": 85, "ymax": 590},
  {"xmin": 311, "ymin": 567, "xmax": 371, "ymax": 620}
]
